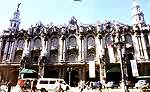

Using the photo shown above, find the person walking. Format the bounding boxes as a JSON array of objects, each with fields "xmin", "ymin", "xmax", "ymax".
[
  {"xmin": 7, "ymin": 81, "xmax": 12, "ymax": 92},
  {"xmin": 55, "ymin": 80, "xmax": 62, "ymax": 92},
  {"xmin": 30, "ymin": 79, "xmax": 37, "ymax": 92}
]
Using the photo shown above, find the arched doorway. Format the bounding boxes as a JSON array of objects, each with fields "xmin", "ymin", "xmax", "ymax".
[
  {"xmin": 44, "ymin": 70, "xmax": 59, "ymax": 78},
  {"xmin": 86, "ymin": 70, "xmax": 100, "ymax": 82},
  {"xmin": 65, "ymin": 70, "xmax": 79, "ymax": 87}
]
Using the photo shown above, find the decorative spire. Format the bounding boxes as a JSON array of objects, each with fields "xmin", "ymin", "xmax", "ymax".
[
  {"xmin": 10, "ymin": 3, "xmax": 21, "ymax": 31},
  {"xmin": 132, "ymin": 0, "xmax": 145, "ymax": 26}
]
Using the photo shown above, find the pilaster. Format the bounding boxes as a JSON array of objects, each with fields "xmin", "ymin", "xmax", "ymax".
[
  {"xmin": 132, "ymin": 35, "xmax": 141, "ymax": 60},
  {"xmin": 2, "ymin": 41, "xmax": 9, "ymax": 62},
  {"xmin": 141, "ymin": 33, "xmax": 149, "ymax": 60}
]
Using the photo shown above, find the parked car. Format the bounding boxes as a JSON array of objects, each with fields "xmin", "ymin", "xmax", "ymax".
[
  {"xmin": 91, "ymin": 81, "xmax": 102, "ymax": 89},
  {"xmin": 37, "ymin": 78, "xmax": 70, "ymax": 92},
  {"xmin": 126, "ymin": 81, "xmax": 134, "ymax": 88},
  {"xmin": 135, "ymin": 80, "xmax": 149, "ymax": 89},
  {"xmin": 105, "ymin": 81, "xmax": 119, "ymax": 88}
]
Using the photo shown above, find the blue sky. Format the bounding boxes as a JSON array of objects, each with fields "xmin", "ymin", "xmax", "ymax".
[{"xmin": 0, "ymin": 0, "xmax": 150, "ymax": 32}]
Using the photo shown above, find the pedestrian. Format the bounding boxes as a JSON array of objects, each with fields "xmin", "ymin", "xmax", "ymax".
[
  {"xmin": 55, "ymin": 80, "xmax": 62, "ymax": 92},
  {"xmin": 7, "ymin": 81, "xmax": 12, "ymax": 92},
  {"xmin": 30, "ymin": 79, "xmax": 37, "ymax": 92}
]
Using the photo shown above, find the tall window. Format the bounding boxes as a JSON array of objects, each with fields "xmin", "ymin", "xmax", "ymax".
[
  {"xmin": 125, "ymin": 34, "xmax": 133, "ymax": 45},
  {"xmin": 105, "ymin": 35, "xmax": 112, "ymax": 45},
  {"xmin": 68, "ymin": 54, "xmax": 77, "ymax": 62},
  {"xmin": 51, "ymin": 37, "xmax": 59, "ymax": 49},
  {"xmin": 17, "ymin": 39, "xmax": 24, "ymax": 49},
  {"xmin": 87, "ymin": 36, "xmax": 95, "ymax": 49},
  {"xmin": 34, "ymin": 38, "xmax": 41, "ymax": 49},
  {"xmin": 50, "ymin": 54, "xmax": 58, "ymax": 62},
  {"xmin": 87, "ymin": 54, "xmax": 95, "ymax": 61},
  {"xmin": 69, "ymin": 36, "xmax": 77, "ymax": 48},
  {"xmin": 144, "ymin": 34, "xmax": 149, "ymax": 45}
]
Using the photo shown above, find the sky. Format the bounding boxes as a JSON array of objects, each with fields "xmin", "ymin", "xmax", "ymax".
[{"xmin": 0, "ymin": 0, "xmax": 150, "ymax": 32}]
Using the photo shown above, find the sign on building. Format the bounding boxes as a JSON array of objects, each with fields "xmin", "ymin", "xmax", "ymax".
[
  {"xmin": 130, "ymin": 60, "xmax": 139, "ymax": 77},
  {"xmin": 89, "ymin": 61, "xmax": 95, "ymax": 78}
]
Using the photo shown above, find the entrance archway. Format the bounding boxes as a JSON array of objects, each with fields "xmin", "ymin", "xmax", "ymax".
[
  {"xmin": 86, "ymin": 70, "xmax": 99, "ymax": 82},
  {"xmin": 44, "ymin": 70, "xmax": 59, "ymax": 78},
  {"xmin": 65, "ymin": 70, "xmax": 79, "ymax": 87}
]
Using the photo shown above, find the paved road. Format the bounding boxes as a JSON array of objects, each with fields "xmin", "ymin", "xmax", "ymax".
[
  {"xmin": 9, "ymin": 86, "xmax": 147, "ymax": 92},
  {"xmin": 70, "ymin": 87, "xmax": 143, "ymax": 92}
]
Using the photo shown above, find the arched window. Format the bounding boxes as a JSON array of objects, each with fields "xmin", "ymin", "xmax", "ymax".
[
  {"xmin": 15, "ymin": 55, "xmax": 22, "ymax": 62},
  {"xmin": 51, "ymin": 37, "xmax": 59, "ymax": 49},
  {"xmin": 69, "ymin": 36, "xmax": 77, "ymax": 48},
  {"xmin": 17, "ymin": 39, "xmax": 24, "ymax": 49},
  {"xmin": 87, "ymin": 54, "xmax": 95, "ymax": 61},
  {"xmin": 50, "ymin": 54, "xmax": 58, "ymax": 63},
  {"xmin": 68, "ymin": 54, "xmax": 77, "ymax": 62},
  {"xmin": 14, "ymin": 23, "xmax": 16, "ymax": 27},
  {"xmin": 144, "ymin": 34, "xmax": 149, "ymax": 45},
  {"xmin": 33, "ymin": 56, "xmax": 39, "ymax": 63},
  {"xmin": 34, "ymin": 38, "xmax": 41, "ymax": 49},
  {"xmin": 125, "ymin": 34, "xmax": 133, "ymax": 45},
  {"xmin": 105, "ymin": 35, "xmax": 112, "ymax": 45},
  {"xmin": 87, "ymin": 36, "xmax": 95, "ymax": 49}
]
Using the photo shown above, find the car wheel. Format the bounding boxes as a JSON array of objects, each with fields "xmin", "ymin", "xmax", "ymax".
[
  {"xmin": 66, "ymin": 86, "xmax": 69, "ymax": 91},
  {"xmin": 40, "ymin": 88, "xmax": 47, "ymax": 92}
]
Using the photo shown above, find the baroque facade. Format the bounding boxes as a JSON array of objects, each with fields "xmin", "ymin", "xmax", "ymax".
[{"xmin": 0, "ymin": 0, "xmax": 150, "ymax": 86}]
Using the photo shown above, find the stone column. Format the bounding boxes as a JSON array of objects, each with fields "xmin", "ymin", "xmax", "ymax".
[
  {"xmin": 22, "ymin": 38, "xmax": 29, "ymax": 58},
  {"xmin": 0, "ymin": 38, "xmax": 2, "ymax": 62},
  {"xmin": 61, "ymin": 36, "xmax": 66, "ymax": 61},
  {"xmin": 2, "ymin": 40, "xmax": 9, "ymax": 62},
  {"xmin": 38, "ymin": 36, "xmax": 47, "ymax": 77},
  {"xmin": 41, "ymin": 36, "xmax": 47, "ymax": 56},
  {"xmin": 11, "ymin": 40, "xmax": 18, "ymax": 62},
  {"xmin": 83, "ymin": 67, "xmax": 86, "ymax": 81},
  {"xmin": 8, "ymin": 40, "xmax": 16, "ymax": 62},
  {"xmin": 132, "ymin": 35, "xmax": 141, "ymax": 60},
  {"xmin": 98, "ymin": 35, "xmax": 106, "ymax": 83},
  {"xmin": 148, "ymin": 33, "xmax": 150, "ymax": 45},
  {"xmin": 141, "ymin": 33, "xmax": 149, "ymax": 60},
  {"xmin": 59, "ymin": 68, "xmax": 61, "ymax": 78},
  {"xmin": 62, "ymin": 68, "xmax": 65, "ymax": 79},
  {"xmin": 79, "ymin": 68, "xmax": 82, "ymax": 81},
  {"xmin": 80, "ymin": 35, "xmax": 84, "ymax": 62}
]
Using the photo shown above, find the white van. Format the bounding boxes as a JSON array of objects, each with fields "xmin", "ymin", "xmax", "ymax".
[{"xmin": 37, "ymin": 78, "xmax": 70, "ymax": 92}]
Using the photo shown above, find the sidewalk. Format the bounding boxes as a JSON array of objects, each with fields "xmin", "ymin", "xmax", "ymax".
[{"xmin": 101, "ymin": 88, "xmax": 142, "ymax": 92}]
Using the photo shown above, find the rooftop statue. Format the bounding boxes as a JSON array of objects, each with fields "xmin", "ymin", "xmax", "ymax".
[{"xmin": 17, "ymin": 3, "xmax": 21, "ymax": 11}]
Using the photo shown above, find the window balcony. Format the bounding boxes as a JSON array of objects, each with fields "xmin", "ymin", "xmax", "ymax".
[
  {"xmin": 16, "ymin": 47, "xmax": 23, "ymax": 51},
  {"xmin": 87, "ymin": 46, "xmax": 96, "ymax": 54},
  {"xmin": 67, "ymin": 46, "xmax": 79, "ymax": 55},
  {"xmin": 33, "ymin": 47, "xmax": 42, "ymax": 51}
]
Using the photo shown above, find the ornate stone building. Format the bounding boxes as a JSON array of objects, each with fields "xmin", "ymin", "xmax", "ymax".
[{"xmin": 0, "ymin": 0, "xmax": 150, "ymax": 86}]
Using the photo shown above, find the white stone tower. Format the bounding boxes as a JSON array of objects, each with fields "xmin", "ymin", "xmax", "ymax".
[
  {"xmin": 132, "ymin": 0, "xmax": 145, "ymax": 27},
  {"xmin": 9, "ymin": 3, "xmax": 21, "ymax": 31}
]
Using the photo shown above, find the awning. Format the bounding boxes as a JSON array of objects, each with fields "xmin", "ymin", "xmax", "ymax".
[
  {"xmin": 20, "ymin": 68, "xmax": 37, "ymax": 74},
  {"xmin": 136, "ymin": 76, "xmax": 150, "ymax": 79},
  {"xmin": 107, "ymin": 67, "xmax": 121, "ymax": 73}
]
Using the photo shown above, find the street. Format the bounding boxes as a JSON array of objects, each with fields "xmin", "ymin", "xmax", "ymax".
[{"xmin": 0, "ymin": 85, "xmax": 147, "ymax": 92}]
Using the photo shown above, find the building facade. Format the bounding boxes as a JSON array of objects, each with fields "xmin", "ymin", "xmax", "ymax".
[{"xmin": 0, "ymin": 0, "xmax": 150, "ymax": 86}]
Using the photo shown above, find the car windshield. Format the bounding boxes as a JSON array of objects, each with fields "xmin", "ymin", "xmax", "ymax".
[{"xmin": 138, "ymin": 80, "xmax": 146, "ymax": 83}]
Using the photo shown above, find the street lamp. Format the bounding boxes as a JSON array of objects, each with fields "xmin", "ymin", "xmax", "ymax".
[
  {"xmin": 115, "ymin": 34, "xmax": 128, "ymax": 92},
  {"xmin": 67, "ymin": 67, "xmax": 72, "ymax": 86}
]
